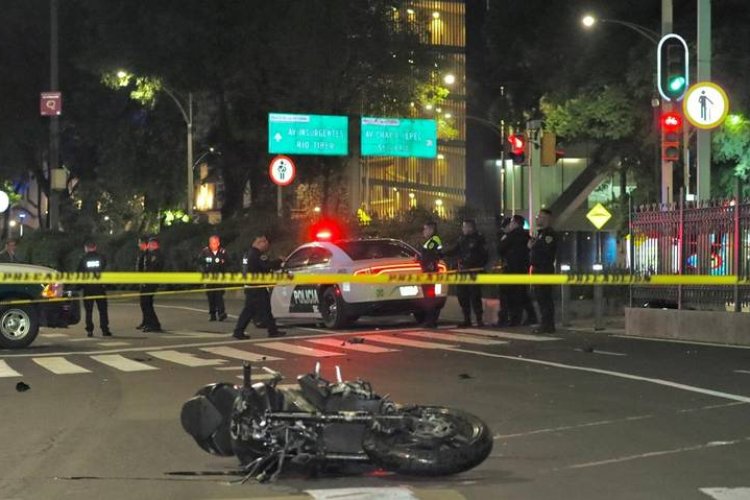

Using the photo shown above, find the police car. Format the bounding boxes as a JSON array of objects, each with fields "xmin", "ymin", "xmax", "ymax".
[{"xmin": 270, "ymin": 238, "xmax": 447, "ymax": 328}]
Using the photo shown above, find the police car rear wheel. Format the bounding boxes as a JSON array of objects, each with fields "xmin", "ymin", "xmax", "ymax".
[
  {"xmin": 321, "ymin": 287, "xmax": 349, "ymax": 329},
  {"xmin": 0, "ymin": 304, "xmax": 40, "ymax": 349}
]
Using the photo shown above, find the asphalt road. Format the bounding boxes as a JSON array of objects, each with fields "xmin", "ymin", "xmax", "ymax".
[{"xmin": 1, "ymin": 291, "xmax": 749, "ymax": 500}]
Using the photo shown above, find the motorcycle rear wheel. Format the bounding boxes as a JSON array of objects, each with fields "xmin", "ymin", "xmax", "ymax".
[{"xmin": 362, "ymin": 406, "xmax": 492, "ymax": 476}]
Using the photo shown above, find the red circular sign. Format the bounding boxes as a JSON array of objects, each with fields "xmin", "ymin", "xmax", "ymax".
[{"xmin": 269, "ymin": 155, "xmax": 296, "ymax": 186}]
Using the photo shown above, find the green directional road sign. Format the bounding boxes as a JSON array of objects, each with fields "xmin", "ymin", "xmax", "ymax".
[
  {"xmin": 268, "ymin": 113, "xmax": 348, "ymax": 156},
  {"xmin": 360, "ymin": 117, "xmax": 437, "ymax": 158}
]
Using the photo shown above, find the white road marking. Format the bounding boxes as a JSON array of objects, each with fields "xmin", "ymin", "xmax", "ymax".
[
  {"xmin": 574, "ymin": 348, "xmax": 627, "ymax": 357},
  {"xmin": 147, "ymin": 350, "xmax": 227, "ymax": 367},
  {"xmin": 401, "ymin": 330, "xmax": 508, "ymax": 346},
  {"xmin": 152, "ymin": 304, "xmax": 239, "ymax": 319},
  {"xmin": 363, "ymin": 334, "xmax": 456, "ymax": 350},
  {"xmin": 734, "ymin": 370, "xmax": 750, "ymax": 375},
  {"xmin": 97, "ymin": 341, "xmax": 130, "ymax": 347},
  {"xmin": 201, "ymin": 346, "xmax": 282, "ymax": 362},
  {"xmin": 0, "ymin": 360, "xmax": 22, "ymax": 377},
  {"xmin": 446, "ymin": 347, "xmax": 750, "ymax": 404},
  {"xmin": 555, "ymin": 437, "xmax": 750, "ymax": 471},
  {"xmin": 306, "ymin": 487, "xmax": 418, "ymax": 500},
  {"xmin": 91, "ymin": 354, "xmax": 158, "ymax": 372},
  {"xmin": 33, "ymin": 357, "xmax": 91, "ymax": 374},
  {"xmin": 454, "ymin": 328, "xmax": 560, "ymax": 342},
  {"xmin": 306, "ymin": 337, "xmax": 398, "ymax": 353},
  {"xmin": 67, "ymin": 338, "xmax": 96, "ymax": 342},
  {"xmin": 39, "ymin": 333, "xmax": 69, "ymax": 338},
  {"xmin": 259, "ymin": 342, "xmax": 345, "ymax": 357},
  {"xmin": 235, "ymin": 373, "xmax": 277, "ymax": 381},
  {"xmin": 700, "ymin": 487, "xmax": 750, "ymax": 499},
  {"xmin": 494, "ymin": 414, "xmax": 653, "ymax": 439},
  {"xmin": 613, "ymin": 335, "xmax": 750, "ymax": 350}
]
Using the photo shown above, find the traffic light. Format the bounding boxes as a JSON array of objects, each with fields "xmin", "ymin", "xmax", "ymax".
[
  {"xmin": 507, "ymin": 133, "xmax": 526, "ymax": 164},
  {"xmin": 661, "ymin": 111, "xmax": 683, "ymax": 162},
  {"xmin": 658, "ymin": 34, "xmax": 689, "ymax": 101}
]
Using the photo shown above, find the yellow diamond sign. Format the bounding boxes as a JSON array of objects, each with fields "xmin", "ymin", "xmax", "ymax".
[{"xmin": 586, "ymin": 203, "xmax": 612, "ymax": 230}]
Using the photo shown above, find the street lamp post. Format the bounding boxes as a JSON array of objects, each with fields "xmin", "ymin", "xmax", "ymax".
[
  {"xmin": 581, "ymin": 14, "xmax": 660, "ymax": 44},
  {"xmin": 160, "ymin": 88, "xmax": 194, "ymax": 217}
]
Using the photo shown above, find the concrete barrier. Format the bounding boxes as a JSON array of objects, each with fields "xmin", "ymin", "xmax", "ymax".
[{"xmin": 625, "ymin": 307, "xmax": 750, "ymax": 346}]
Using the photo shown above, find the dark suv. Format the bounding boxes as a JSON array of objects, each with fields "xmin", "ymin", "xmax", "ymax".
[{"xmin": 0, "ymin": 263, "xmax": 81, "ymax": 349}]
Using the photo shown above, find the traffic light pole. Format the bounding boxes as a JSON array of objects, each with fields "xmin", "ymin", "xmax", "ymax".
[
  {"xmin": 526, "ymin": 120, "xmax": 543, "ymax": 233},
  {"xmin": 660, "ymin": 0, "xmax": 674, "ymax": 205},
  {"xmin": 696, "ymin": 0, "xmax": 711, "ymax": 201}
]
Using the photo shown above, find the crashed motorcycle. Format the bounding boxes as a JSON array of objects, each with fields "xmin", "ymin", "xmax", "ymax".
[{"xmin": 180, "ymin": 363, "xmax": 493, "ymax": 482}]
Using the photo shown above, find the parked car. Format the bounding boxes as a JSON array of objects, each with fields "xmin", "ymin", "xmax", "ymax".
[
  {"xmin": 270, "ymin": 238, "xmax": 447, "ymax": 328},
  {"xmin": 0, "ymin": 263, "xmax": 81, "ymax": 349}
]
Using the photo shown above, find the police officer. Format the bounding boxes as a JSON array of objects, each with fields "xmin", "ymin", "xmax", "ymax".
[
  {"xmin": 135, "ymin": 235, "xmax": 149, "ymax": 330},
  {"xmin": 445, "ymin": 219, "xmax": 488, "ymax": 327},
  {"xmin": 77, "ymin": 240, "xmax": 111, "ymax": 337},
  {"xmin": 495, "ymin": 217, "xmax": 512, "ymax": 327},
  {"xmin": 233, "ymin": 234, "xmax": 285, "ymax": 339},
  {"xmin": 529, "ymin": 209, "xmax": 557, "ymax": 333},
  {"xmin": 0, "ymin": 238, "xmax": 20, "ymax": 263},
  {"xmin": 498, "ymin": 215, "xmax": 537, "ymax": 326},
  {"xmin": 141, "ymin": 236, "xmax": 164, "ymax": 333},
  {"xmin": 198, "ymin": 235, "xmax": 228, "ymax": 321},
  {"xmin": 418, "ymin": 221, "xmax": 443, "ymax": 328}
]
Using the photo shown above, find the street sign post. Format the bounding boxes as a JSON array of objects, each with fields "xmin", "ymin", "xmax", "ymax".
[
  {"xmin": 269, "ymin": 155, "xmax": 296, "ymax": 187},
  {"xmin": 586, "ymin": 203, "xmax": 612, "ymax": 230},
  {"xmin": 40, "ymin": 92, "xmax": 62, "ymax": 116},
  {"xmin": 683, "ymin": 81, "xmax": 729, "ymax": 130},
  {"xmin": 268, "ymin": 113, "xmax": 348, "ymax": 156},
  {"xmin": 360, "ymin": 117, "xmax": 437, "ymax": 158}
]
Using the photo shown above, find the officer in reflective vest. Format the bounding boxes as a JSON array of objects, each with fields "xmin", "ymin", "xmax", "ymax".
[
  {"xmin": 418, "ymin": 221, "xmax": 443, "ymax": 328},
  {"xmin": 77, "ymin": 240, "xmax": 111, "ymax": 337},
  {"xmin": 198, "ymin": 235, "xmax": 228, "ymax": 321}
]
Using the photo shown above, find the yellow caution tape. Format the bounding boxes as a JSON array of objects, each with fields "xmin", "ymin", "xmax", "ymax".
[{"xmin": 1, "ymin": 271, "xmax": 748, "ymax": 286}]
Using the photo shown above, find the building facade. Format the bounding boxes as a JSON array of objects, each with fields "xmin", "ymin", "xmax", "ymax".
[{"xmin": 361, "ymin": 0, "xmax": 466, "ymax": 219}]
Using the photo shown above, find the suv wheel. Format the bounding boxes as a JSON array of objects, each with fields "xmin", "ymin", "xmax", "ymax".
[{"xmin": 0, "ymin": 304, "xmax": 40, "ymax": 349}]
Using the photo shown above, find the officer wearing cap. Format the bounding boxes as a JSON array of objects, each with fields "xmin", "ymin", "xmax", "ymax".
[
  {"xmin": 198, "ymin": 235, "xmax": 229, "ymax": 321},
  {"xmin": 529, "ymin": 209, "xmax": 557, "ymax": 333},
  {"xmin": 445, "ymin": 219, "xmax": 489, "ymax": 327},
  {"xmin": 417, "ymin": 221, "xmax": 443, "ymax": 328},
  {"xmin": 233, "ymin": 234, "xmax": 285, "ymax": 339},
  {"xmin": 77, "ymin": 240, "xmax": 111, "ymax": 337}
]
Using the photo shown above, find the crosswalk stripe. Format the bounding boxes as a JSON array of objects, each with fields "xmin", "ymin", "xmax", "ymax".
[
  {"xmin": 148, "ymin": 350, "xmax": 227, "ymax": 367},
  {"xmin": 454, "ymin": 328, "xmax": 560, "ymax": 342},
  {"xmin": 40, "ymin": 333, "xmax": 69, "ymax": 338},
  {"xmin": 97, "ymin": 342, "xmax": 131, "ymax": 347},
  {"xmin": 363, "ymin": 334, "xmax": 457, "ymax": 349},
  {"xmin": 0, "ymin": 360, "xmax": 22, "ymax": 378},
  {"xmin": 201, "ymin": 346, "xmax": 282, "ymax": 363},
  {"xmin": 401, "ymin": 330, "xmax": 508, "ymax": 346},
  {"xmin": 259, "ymin": 341, "xmax": 345, "ymax": 357},
  {"xmin": 306, "ymin": 338, "xmax": 398, "ymax": 353},
  {"xmin": 235, "ymin": 373, "xmax": 277, "ymax": 381},
  {"xmin": 91, "ymin": 354, "xmax": 158, "ymax": 372},
  {"xmin": 33, "ymin": 357, "xmax": 91, "ymax": 374}
]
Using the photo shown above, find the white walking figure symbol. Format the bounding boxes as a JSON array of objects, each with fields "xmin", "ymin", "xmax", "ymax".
[
  {"xmin": 698, "ymin": 90, "xmax": 714, "ymax": 121},
  {"xmin": 277, "ymin": 161, "xmax": 287, "ymax": 180}
]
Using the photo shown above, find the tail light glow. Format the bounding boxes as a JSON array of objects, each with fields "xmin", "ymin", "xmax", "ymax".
[{"xmin": 41, "ymin": 283, "xmax": 63, "ymax": 298}]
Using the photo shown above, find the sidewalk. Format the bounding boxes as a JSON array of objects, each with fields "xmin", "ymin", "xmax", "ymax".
[{"xmin": 439, "ymin": 296, "xmax": 625, "ymax": 334}]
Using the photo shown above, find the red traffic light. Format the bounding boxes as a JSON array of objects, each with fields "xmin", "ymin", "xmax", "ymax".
[
  {"xmin": 507, "ymin": 133, "xmax": 526, "ymax": 155},
  {"xmin": 661, "ymin": 112, "xmax": 683, "ymax": 132}
]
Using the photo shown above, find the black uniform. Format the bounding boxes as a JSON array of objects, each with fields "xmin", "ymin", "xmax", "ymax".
[
  {"xmin": 136, "ymin": 244, "xmax": 148, "ymax": 329},
  {"xmin": 198, "ymin": 246, "xmax": 228, "ymax": 320},
  {"xmin": 233, "ymin": 247, "xmax": 282, "ymax": 338},
  {"xmin": 446, "ymin": 232, "xmax": 488, "ymax": 325},
  {"xmin": 497, "ymin": 227, "xmax": 537, "ymax": 326},
  {"xmin": 141, "ymin": 248, "xmax": 164, "ymax": 332},
  {"xmin": 77, "ymin": 251, "xmax": 110, "ymax": 336},
  {"xmin": 418, "ymin": 234, "xmax": 443, "ymax": 327},
  {"xmin": 530, "ymin": 227, "xmax": 558, "ymax": 332}
]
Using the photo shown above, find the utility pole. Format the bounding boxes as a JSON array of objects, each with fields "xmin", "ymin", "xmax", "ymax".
[
  {"xmin": 696, "ymin": 0, "xmax": 712, "ymax": 200},
  {"xmin": 526, "ymin": 119, "xmax": 543, "ymax": 232},
  {"xmin": 660, "ymin": 0, "xmax": 674, "ymax": 205},
  {"xmin": 48, "ymin": 0, "xmax": 60, "ymax": 229}
]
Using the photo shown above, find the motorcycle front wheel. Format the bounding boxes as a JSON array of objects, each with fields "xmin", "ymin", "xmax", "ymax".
[{"xmin": 362, "ymin": 406, "xmax": 492, "ymax": 476}]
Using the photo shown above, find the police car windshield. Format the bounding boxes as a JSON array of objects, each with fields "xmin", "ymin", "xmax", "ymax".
[{"xmin": 337, "ymin": 240, "xmax": 417, "ymax": 261}]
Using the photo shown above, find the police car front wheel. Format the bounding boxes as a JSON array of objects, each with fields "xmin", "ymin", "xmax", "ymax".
[{"xmin": 0, "ymin": 304, "xmax": 40, "ymax": 349}]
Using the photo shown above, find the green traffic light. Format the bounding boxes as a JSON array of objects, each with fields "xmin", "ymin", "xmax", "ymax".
[{"xmin": 668, "ymin": 76, "xmax": 686, "ymax": 93}]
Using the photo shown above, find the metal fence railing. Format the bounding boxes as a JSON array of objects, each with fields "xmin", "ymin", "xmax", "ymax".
[{"xmin": 630, "ymin": 199, "xmax": 750, "ymax": 311}]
